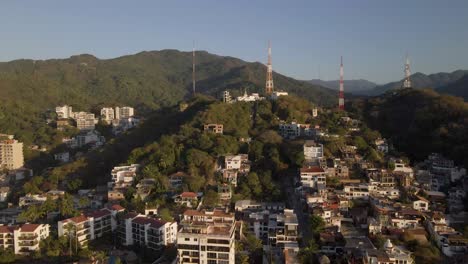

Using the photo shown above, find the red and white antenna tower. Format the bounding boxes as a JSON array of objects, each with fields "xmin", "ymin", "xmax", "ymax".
[
  {"xmin": 265, "ymin": 41, "xmax": 274, "ymax": 94},
  {"xmin": 339, "ymin": 56, "xmax": 345, "ymax": 110}
]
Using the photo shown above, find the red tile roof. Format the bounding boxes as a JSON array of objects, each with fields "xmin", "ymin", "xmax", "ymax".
[
  {"xmin": 19, "ymin": 224, "xmax": 41, "ymax": 233},
  {"xmin": 86, "ymin": 209, "xmax": 111, "ymax": 218},
  {"xmin": 64, "ymin": 215, "xmax": 88, "ymax": 224},
  {"xmin": 132, "ymin": 217, "xmax": 167, "ymax": 229},
  {"xmin": 300, "ymin": 166, "xmax": 325, "ymax": 173},
  {"xmin": 0, "ymin": 225, "xmax": 16, "ymax": 234},
  {"xmin": 107, "ymin": 204, "xmax": 125, "ymax": 211},
  {"xmin": 180, "ymin": 192, "xmax": 197, "ymax": 198}
]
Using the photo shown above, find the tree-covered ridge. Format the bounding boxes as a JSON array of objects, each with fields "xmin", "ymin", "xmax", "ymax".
[
  {"xmin": 0, "ymin": 49, "xmax": 335, "ymax": 150},
  {"xmin": 350, "ymin": 88, "xmax": 468, "ymax": 168}
]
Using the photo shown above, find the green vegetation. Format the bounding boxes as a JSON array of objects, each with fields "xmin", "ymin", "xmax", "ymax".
[
  {"xmin": 350, "ymin": 88, "xmax": 468, "ymax": 168},
  {"xmin": 0, "ymin": 50, "xmax": 335, "ymax": 158}
]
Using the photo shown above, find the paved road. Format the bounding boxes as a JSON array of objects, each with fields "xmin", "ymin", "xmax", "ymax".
[{"xmin": 282, "ymin": 169, "xmax": 311, "ymax": 246}]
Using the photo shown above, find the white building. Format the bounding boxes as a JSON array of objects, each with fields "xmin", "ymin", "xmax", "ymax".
[
  {"xmin": 118, "ymin": 213, "xmax": 177, "ymax": 250},
  {"xmin": 58, "ymin": 206, "xmax": 123, "ymax": 247},
  {"xmin": 111, "ymin": 117, "xmax": 140, "ymax": 135},
  {"xmin": 224, "ymin": 154, "xmax": 249, "ymax": 171},
  {"xmin": 271, "ymin": 91, "xmax": 289, "ymax": 100},
  {"xmin": 300, "ymin": 166, "xmax": 326, "ymax": 189},
  {"xmin": 236, "ymin": 90, "xmax": 265, "ymax": 102},
  {"xmin": 55, "ymin": 105, "xmax": 73, "ymax": 119},
  {"xmin": 312, "ymin": 108, "xmax": 318, "ymax": 118},
  {"xmin": 0, "ymin": 135, "xmax": 24, "ymax": 170},
  {"xmin": 65, "ymin": 130, "xmax": 105, "ymax": 149},
  {"xmin": 412, "ymin": 197, "xmax": 429, "ymax": 211},
  {"xmin": 177, "ymin": 209, "xmax": 236, "ymax": 264},
  {"xmin": 100, "ymin": 107, "xmax": 115, "ymax": 123},
  {"xmin": 0, "ymin": 224, "xmax": 50, "ymax": 255},
  {"xmin": 303, "ymin": 140, "xmax": 323, "ymax": 161},
  {"xmin": 0, "ymin": 187, "xmax": 10, "ymax": 202},
  {"xmin": 279, "ymin": 122, "xmax": 312, "ymax": 139},
  {"xmin": 109, "ymin": 164, "xmax": 140, "ymax": 187},
  {"xmin": 343, "ymin": 184, "xmax": 369, "ymax": 200},
  {"xmin": 115, "ymin": 107, "xmax": 134, "ymax": 120}
]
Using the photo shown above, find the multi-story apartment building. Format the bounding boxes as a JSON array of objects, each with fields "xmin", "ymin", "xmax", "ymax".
[
  {"xmin": 58, "ymin": 206, "xmax": 123, "ymax": 247},
  {"xmin": 55, "ymin": 105, "xmax": 73, "ymax": 119},
  {"xmin": 100, "ymin": 107, "xmax": 115, "ymax": 123},
  {"xmin": 76, "ymin": 117, "xmax": 96, "ymax": 131},
  {"xmin": 278, "ymin": 122, "xmax": 312, "ymax": 139},
  {"xmin": 235, "ymin": 201, "xmax": 299, "ymax": 251},
  {"xmin": 300, "ymin": 166, "xmax": 326, "ymax": 189},
  {"xmin": 0, "ymin": 135, "xmax": 24, "ymax": 170},
  {"xmin": 303, "ymin": 140, "xmax": 323, "ymax": 161},
  {"xmin": 115, "ymin": 107, "xmax": 134, "ymax": 120},
  {"xmin": 0, "ymin": 223, "xmax": 49, "ymax": 255},
  {"xmin": 109, "ymin": 164, "xmax": 140, "ymax": 188},
  {"xmin": 118, "ymin": 214, "xmax": 177, "ymax": 250},
  {"xmin": 177, "ymin": 209, "xmax": 236, "ymax": 264}
]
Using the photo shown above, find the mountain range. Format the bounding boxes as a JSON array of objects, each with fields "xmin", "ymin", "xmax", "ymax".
[
  {"xmin": 309, "ymin": 70, "xmax": 468, "ymax": 101},
  {"xmin": 365, "ymin": 70, "xmax": 468, "ymax": 97},
  {"xmin": 0, "ymin": 49, "xmax": 336, "ymax": 146},
  {"xmin": 307, "ymin": 79, "xmax": 377, "ymax": 93}
]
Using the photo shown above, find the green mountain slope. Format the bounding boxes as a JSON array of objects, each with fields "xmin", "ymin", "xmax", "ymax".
[
  {"xmin": 307, "ymin": 79, "xmax": 377, "ymax": 93},
  {"xmin": 350, "ymin": 88, "xmax": 468, "ymax": 168},
  {"xmin": 365, "ymin": 70, "xmax": 468, "ymax": 96},
  {"xmin": 437, "ymin": 74, "xmax": 468, "ymax": 101},
  {"xmin": 0, "ymin": 50, "xmax": 335, "ymax": 146}
]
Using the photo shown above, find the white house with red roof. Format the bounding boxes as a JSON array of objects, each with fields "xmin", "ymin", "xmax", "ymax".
[
  {"xmin": 173, "ymin": 192, "xmax": 199, "ymax": 208},
  {"xmin": 58, "ymin": 205, "xmax": 124, "ymax": 247},
  {"xmin": 300, "ymin": 166, "xmax": 327, "ymax": 189},
  {"xmin": 0, "ymin": 223, "xmax": 49, "ymax": 254}
]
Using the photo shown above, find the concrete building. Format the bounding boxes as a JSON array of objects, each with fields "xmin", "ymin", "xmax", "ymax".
[
  {"xmin": 236, "ymin": 90, "xmax": 265, "ymax": 102},
  {"xmin": 58, "ymin": 207, "xmax": 123, "ymax": 247},
  {"xmin": 300, "ymin": 166, "xmax": 326, "ymax": 189},
  {"xmin": 55, "ymin": 105, "xmax": 73, "ymax": 119},
  {"xmin": 109, "ymin": 164, "xmax": 140, "ymax": 188},
  {"xmin": 279, "ymin": 122, "xmax": 312, "ymax": 139},
  {"xmin": 0, "ymin": 224, "xmax": 50, "ymax": 255},
  {"xmin": 270, "ymin": 91, "xmax": 289, "ymax": 100},
  {"xmin": 100, "ymin": 107, "xmax": 115, "ymax": 123},
  {"xmin": 118, "ymin": 214, "xmax": 177, "ymax": 250},
  {"xmin": 115, "ymin": 107, "xmax": 134, "ymax": 120},
  {"xmin": 303, "ymin": 140, "xmax": 323, "ymax": 161},
  {"xmin": 177, "ymin": 209, "xmax": 236, "ymax": 264},
  {"xmin": 54, "ymin": 152, "xmax": 70, "ymax": 163},
  {"xmin": 0, "ymin": 135, "xmax": 24, "ymax": 170},
  {"xmin": 204, "ymin": 124, "xmax": 223, "ymax": 134}
]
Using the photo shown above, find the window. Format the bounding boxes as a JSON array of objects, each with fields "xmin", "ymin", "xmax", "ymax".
[{"xmin": 185, "ymin": 238, "xmax": 190, "ymax": 241}]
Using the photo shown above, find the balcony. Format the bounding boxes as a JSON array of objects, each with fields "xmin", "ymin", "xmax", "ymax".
[
  {"xmin": 18, "ymin": 234, "xmax": 38, "ymax": 240},
  {"xmin": 19, "ymin": 240, "xmax": 38, "ymax": 247}
]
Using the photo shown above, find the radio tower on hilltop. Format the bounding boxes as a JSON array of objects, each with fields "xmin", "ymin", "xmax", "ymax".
[
  {"xmin": 265, "ymin": 41, "xmax": 274, "ymax": 95},
  {"xmin": 339, "ymin": 56, "xmax": 345, "ymax": 110},
  {"xmin": 403, "ymin": 54, "xmax": 412, "ymax": 89}
]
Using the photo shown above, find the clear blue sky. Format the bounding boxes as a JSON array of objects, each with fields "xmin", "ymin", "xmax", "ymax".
[{"xmin": 1, "ymin": 0, "xmax": 468, "ymax": 83}]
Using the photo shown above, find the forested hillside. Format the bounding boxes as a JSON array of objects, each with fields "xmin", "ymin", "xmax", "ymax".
[
  {"xmin": 0, "ymin": 50, "xmax": 335, "ymax": 148},
  {"xmin": 350, "ymin": 88, "xmax": 468, "ymax": 168},
  {"xmin": 365, "ymin": 70, "xmax": 468, "ymax": 96}
]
